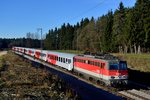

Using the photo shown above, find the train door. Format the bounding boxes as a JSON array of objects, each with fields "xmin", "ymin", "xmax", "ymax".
[
  {"xmin": 100, "ymin": 63, "xmax": 106, "ymax": 80},
  {"xmin": 98, "ymin": 62, "xmax": 103, "ymax": 80}
]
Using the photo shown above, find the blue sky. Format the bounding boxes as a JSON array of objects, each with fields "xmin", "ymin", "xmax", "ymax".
[{"xmin": 0, "ymin": 0, "xmax": 136, "ymax": 38}]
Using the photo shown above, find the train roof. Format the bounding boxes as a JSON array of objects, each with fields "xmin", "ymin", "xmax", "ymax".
[
  {"xmin": 76, "ymin": 52, "xmax": 120, "ymax": 62},
  {"xmin": 47, "ymin": 51, "xmax": 76, "ymax": 58}
]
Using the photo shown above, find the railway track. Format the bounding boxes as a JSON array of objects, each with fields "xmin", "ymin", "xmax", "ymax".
[
  {"xmin": 118, "ymin": 89, "xmax": 150, "ymax": 100},
  {"xmin": 118, "ymin": 80, "xmax": 150, "ymax": 100},
  {"xmin": 17, "ymin": 53, "xmax": 150, "ymax": 99}
]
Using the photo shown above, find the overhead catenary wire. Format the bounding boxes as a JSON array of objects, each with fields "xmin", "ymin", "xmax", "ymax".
[
  {"xmin": 66, "ymin": 0, "xmax": 106, "ymax": 23},
  {"xmin": 53, "ymin": 0, "xmax": 106, "ymax": 28}
]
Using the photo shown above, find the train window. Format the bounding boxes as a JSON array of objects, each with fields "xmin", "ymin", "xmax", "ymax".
[
  {"xmin": 88, "ymin": 60, "xmax": 90, "ymax": 64},
  {"xmin": 43, "ymin": 54, "xmax": 46, "ymax": 57},
  {"xmin": 91, "ymin": 61, "xmax": 93, "ymax": 65},
  {"xmin": 95, "ymin": 62, "xmax": 97, "ymax": 66},
  {"xmin": 63, "ymin": 58, "xmax": 65, "ymax": 63},
  {"xmin": 84, "ymin": 60, "xmax": 86, "ymax": 63},
  {"xmin": 92, "ymin": 61, "xmax": 94, "ymax": 65},
  {"xmin": 59, "ymin": 57, "xmax": 60, "ymax": 61},
  {"xmin": 90, "ymin": 61, "xmax": 92, "ymax": 65},
  {"xmin": 68, "ymin": 59, "xmax": 71, "ymax": 63},
  {"xmin": 92, "ymin": 61, "xmax": 95, "ymax": 65},
  {"xmin": 61, "ymin": 58, "xmax": 62, "ymax": 62},
  {"xmin": 119, "ymin": 62, "xmax": 127, "ymax": 70},
  {"xmin": 83, "ymin": 60, "xmax": 86, "ymax": 63},
  {"xmin": 109, "ymin": 64, "xmax": 119, "ymax": 70},
  {"xmin": 97, "ymin": 63, "xmax": 100, "ymax": 67},
  {"xmin": 66, "ymin": 58, "xmax": 68, "ymax": 63},
  {"xmin": 85, "ymin": 60, "xmax": 88, "ymax": 64}
]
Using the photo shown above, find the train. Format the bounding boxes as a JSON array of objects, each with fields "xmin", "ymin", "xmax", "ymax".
[{"xmin": 12, "ymin": 46, "xmax": 128, "ymax": 86}]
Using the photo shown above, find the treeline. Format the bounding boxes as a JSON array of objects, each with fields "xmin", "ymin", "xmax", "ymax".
[
  {"xmin": 44, "ymin": 0, "xmax": 150, "ymax": 53},
  {"xmin": 0, "ymin": 38, "xmax": 41, "ymax": 50}
]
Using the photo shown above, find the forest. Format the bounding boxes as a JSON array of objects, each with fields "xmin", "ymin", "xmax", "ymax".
[{"xmin": 0, "ymin": 0, "xmax": 150, "ymax": 54}]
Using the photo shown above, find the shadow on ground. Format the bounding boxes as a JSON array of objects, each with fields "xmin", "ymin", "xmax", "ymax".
[{"xmin": 128, "ymin": 68, "xmax": 150, "ymax": 87}]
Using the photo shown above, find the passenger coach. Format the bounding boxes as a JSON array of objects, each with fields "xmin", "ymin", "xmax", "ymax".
[{"xmin": 47, "ymin": 51, "xmax": 75, "ymax": 71}]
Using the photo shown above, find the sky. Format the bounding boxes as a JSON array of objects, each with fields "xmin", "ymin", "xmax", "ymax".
[{"xmin": 0, "ymin": 0, "xmax": 136, "ymax": 38}]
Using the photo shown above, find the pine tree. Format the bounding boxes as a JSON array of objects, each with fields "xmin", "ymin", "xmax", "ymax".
[
  {"xmin": 112, "ymin": 2, "xmax": 126, "ymax": 53},
  {"xmin": 102, "ymin": 10, "xmax": 113, "ymax": 52}
]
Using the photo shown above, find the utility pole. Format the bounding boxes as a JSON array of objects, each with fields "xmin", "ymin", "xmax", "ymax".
[
  {"xmin": 37, "ymin": 28, "xmax": 43, "ymax": 50},
  {"xmin": 36, "ymin": 28, "xmax": 43, "ymax": 85}
]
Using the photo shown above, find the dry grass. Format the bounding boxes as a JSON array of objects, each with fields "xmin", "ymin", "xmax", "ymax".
[
  {"xmin": 53, "ymin": 50, "xmax": 83, "ymax": 54},
  {"xmin": 0, "ymin": 52, "xmax": 79, "ymax": 99}
]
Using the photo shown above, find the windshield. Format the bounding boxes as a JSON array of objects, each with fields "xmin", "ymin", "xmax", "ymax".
[
  {"xmin": 119, "ymin": 62, "xmax": 127, "ymax": 70},
  {"xmin": 109, "ymin": 61, "xmax": 127, "ymax": 70},
  {"xmin": 109, "ymin": 64, "xmax": 119, "ymax": 70}
]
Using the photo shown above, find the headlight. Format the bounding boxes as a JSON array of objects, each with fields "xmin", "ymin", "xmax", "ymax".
[{"xmin": 111, "ymin": 76, "xmax": 115, "ymax": 79}]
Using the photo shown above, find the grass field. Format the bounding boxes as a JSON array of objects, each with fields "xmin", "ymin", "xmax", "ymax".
[
  {"xmin": 113, "ymin": 53, "xmax": 150, "ymax": 72},
  {"xmin": 0, "ymin": 57, "xmax": 2, "ymax": 68},
  {"xmin": 53, "ymin": 50, "xmax": 83, "ymax": 54}
]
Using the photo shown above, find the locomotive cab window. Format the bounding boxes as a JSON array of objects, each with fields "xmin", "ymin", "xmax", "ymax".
[
  {"xmin": 109, "ymin": 64, "xmax": 119, "ymax": 70},
  {"xmin": 119, "ymin": 61, "xmax": 127, "ymax": 70}
]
